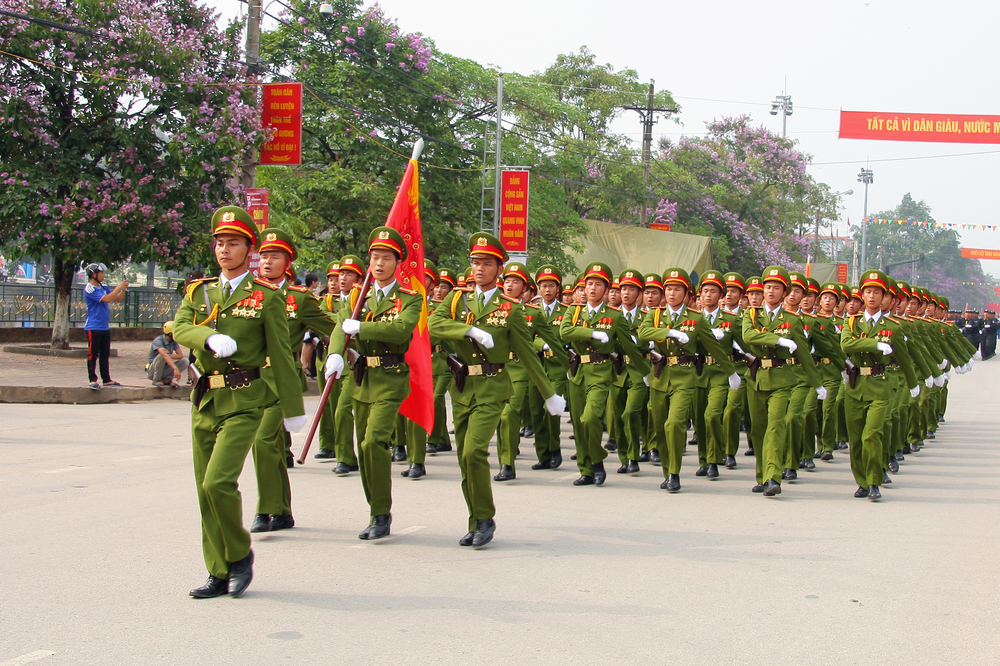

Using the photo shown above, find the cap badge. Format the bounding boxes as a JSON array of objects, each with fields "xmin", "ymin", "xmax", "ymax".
[
  {"xmin": 378, "ymin": 230, "xmax": 390, "ymax": 240},
  {"xmin": 477, "ymin": 237, "xmax": 488, "ymax": 246},
  {"xmin": 266, "ymin": 232, "xmax": 276, "ymax": 241},
  {"xmin": 222, "ymin": 212, "xmax": 235, "ymax": 222}
]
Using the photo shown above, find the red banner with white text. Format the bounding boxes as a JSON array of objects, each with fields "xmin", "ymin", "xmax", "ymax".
[{"xmin": 840, "ymin": 110, "xmax": 1000, "ymax": 144}]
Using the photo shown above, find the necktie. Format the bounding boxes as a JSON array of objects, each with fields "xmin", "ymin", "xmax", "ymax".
[
  {"xmin": 478, "ymin": 293, "xmax": 485, "ymax": 310},
  {"xmin": 376, "ymin": 289, "xmax": 384, "ymax": 305},
  {"xmin": 769, "ymin": 311, "xmax": 775, "ymax": 323},
  {"xmin": 223, "ymin": 281, "xmax": 231, "ymax": 299},
  {"xmin": 671, "ymin": 312, "xmax": 679, "ymax": 324},
  {"xmin": 627, "ymin": 311, "xmax": 633, "ymax": 325}
]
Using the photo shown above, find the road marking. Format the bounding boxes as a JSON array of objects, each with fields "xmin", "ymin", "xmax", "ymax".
[
  {"xmin": 1, "ymin": 651, "xmax": 56, "ymax": 666},
  {"xmin": 39, "ymin": 467, "xmax": 90, "ymax": 474},
  {"xmin": 396, "ymin": 525, "xmax": 426, "ymax": 535}
]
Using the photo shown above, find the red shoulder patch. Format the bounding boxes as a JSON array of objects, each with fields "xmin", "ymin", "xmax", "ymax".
[
  {"xmin": 398, "ymin": 286, "xmax": 418, "ymax": 295},
  {"xmin": 254, "ymin": 277, "xmax": 280, "ymax": 290},
  {"xmin": 288, "ymin": 285, "xmax": 311, "ymax": 293}
]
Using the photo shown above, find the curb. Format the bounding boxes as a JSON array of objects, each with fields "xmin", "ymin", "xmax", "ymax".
[
  {"xmin": 0, "ymin": 385, "xmax": 191, "ymax": 404},
  {"xmin": 4, "ymin": 344, "xmax": 120, "ymax": 359}
]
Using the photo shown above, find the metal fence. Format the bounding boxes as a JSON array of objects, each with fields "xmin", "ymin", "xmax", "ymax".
[{"xmin": 0, "ymin": 285, "xmax": 183, "ymax": 327}]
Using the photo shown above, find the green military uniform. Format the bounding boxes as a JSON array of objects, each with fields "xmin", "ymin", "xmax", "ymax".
[
  {"xmin": 561, "ymin": 262, "xmax": 649, "ymax": 485},
  {"xmin": 611, "ymin": 269, "xmax": 650, "ymax": 471},
  {"xmin": 721, "ymin": 272, "xmax": 750, "ymax": 466},
  {"xmin": 640, "ymin": 273, "xmax": 666, "ymax": 462},
  {"xmin": 427, "ymin": 267, "xmax": 458, "ymax": 453},
  {"xmin": 741, "ymin": 266, "xmax": 822, "ymax": 496},
  {"xmin": 495, "ymin": 262, "xmax": 533, "ymax": 480},
  {"xmin": 251, "ymin": 229, "xmax": 335, "ymax": 530},
  {"xmin": 428, "ymin": 233, "xmax": 559, "ymax": 545},
  {"xmin": 173, "ymin": 206, "xmax": 304, "ymax": 588},
  {"xmin": 693, "ymin": 271, "xmax": 739, "ymax": 477},
  {"xmin": 816, "ymin": 282, "xmax": 848, "ymax": 459},
  {"xmin": 326, "ymin": 229, "xmax": 421, "ymax": 535},
  {"xmin": 638, "ymin": 268, "xmax": 734, "ymax": 491},
  {"xmin": 528, "ymin": 265, "xmax": 571, "ymax": 469},
  {"xmin": 314, "ymin": 261, "xmax": 341, "ymax": 460}
]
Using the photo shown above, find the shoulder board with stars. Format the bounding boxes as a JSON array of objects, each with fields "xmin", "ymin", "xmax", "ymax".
[
  {"xmin": 288, "ymin": 285, "xmax": 311, "ymax": 293},
  {"xmin": 783, "ymin": 310, "xmax": 801, "ymax": 318},
  {"xmin": 607, "ymin": 305, "xmax": 621, "ymax": 311},
  {"xmin": 398, "ymin": 286, "xmax": 418, "ymax": 295},
  {"xmin": 254, "ymin": 277, "xmax": 281, "ymax": 290},
  {"xmin": 501, "ymin": 294, "xmax": 520, "ymax": 303},
  {"xmin": 523, "ymin": 302, "xmax": 540, "ymax": 309},
  {"xmin": 185, "ymin": 277, "xmax": 215, "ymax": 302}
]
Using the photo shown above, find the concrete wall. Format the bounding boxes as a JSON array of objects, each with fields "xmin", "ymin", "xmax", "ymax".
[{"xmin": 0, "ymin": 327, "xmax": 163, "ymax": 343}]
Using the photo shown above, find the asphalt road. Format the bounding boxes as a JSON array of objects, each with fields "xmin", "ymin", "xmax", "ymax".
[{"xmin": 2, "ymin": 362, "xmax": 999, "ymax": 665}]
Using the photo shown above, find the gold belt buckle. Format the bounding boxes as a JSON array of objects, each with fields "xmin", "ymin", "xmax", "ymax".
[
  {"xmin": 579, "ymin": 354, "xmax": 591, "ymax": 364},
  {"xmin": 208, "ymin": 375, "xmax": 226, "ymax": 389},
  {"xmin": 761, "ymin": 359, "xmax": 774, "ymax": 368},
  {"xmin": 860, "ymin": 367, "xmax": 873, "ymax": 376},
  {"xmin": 467, "ymin": 365, "xmax": 483, "ymax": 376},
  {"xmin": 624, "ymin": 355, "xmax": 631, "ymax": 364},
  {"xmin": 543, "ymin": 349, "xmax": 554, "ymax": 358},
  {"xmin": 367, "ymin": 356, "xmax": 382, "ymax": 368},
  {"xmin": 666, "ymin": 356, "xmax": 679, "ymax": 366},
  {"xmin": 705, "ymin": 356, "xmax": 715, "ymax": 365},
  {"xmin": 821, "ymin": 358, "xmax": 831, "ymax": 364}
]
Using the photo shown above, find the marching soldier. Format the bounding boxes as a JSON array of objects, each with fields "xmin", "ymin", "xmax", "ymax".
[
  {"xmin": 841, "ymin": 270, "xmax": 919, "ymax": 500},
  {"xmin": 173, "ymin": 206, "xmax": 306, "ymax": 598},
  {"xmin": 721, "ymin": 271, "xmax": 750, "ymax": 467},
  {"xmin": 560, "ymin": 262, "xmax": 648, "ymax": 486},
  {"xmin": 426, "ymin": 267, "xmax": 456, "ymax": 454},
  {"xmin": 640, "ymin": 272, "xmax": 666, "ymax": 464},
  {"xmin": 323, "ymin": 227, "xmax": 422, "ymax": 540},
  {"xmin": 815, "ymin": 282, "xmax": 848, "ymax": 460},
  {"xmin": 527, "ymin": 265, "xmax": 571, "ymax": 470},
  {"xmin": 495, "ymin": 261, "xmax": 535, "ymax": 481},
  {"xmin": 638, "ymin": 267, "xmax": 738, "ymax": 492},
  {"xmin": 612, "ymin": 269, "xmax": 651, "ymax": 474},
  {"xmin": 250, "ymin": 228, "xmax": 335, "ymax": 533},
  {"xmin": 741, "ymin": 266, "xmax": 823, "ymax": 497},
  {"xmin": 428, "ymin": 233, "xmax": 564, "ymax": 548},
  {"xmin": 314, "ymin": 261, "xmax": 341, "ymax": 461}
]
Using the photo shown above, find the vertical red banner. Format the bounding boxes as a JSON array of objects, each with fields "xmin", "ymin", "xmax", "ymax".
[
  {"xmin": 499, "ymin": 170, "xmax": 529, "ymax": 253},
  {"xmin": 260, "ymin": 83, "xmax": 303, "ymax": 165},
  {"xmin": 246, "ymin": 188, "xmax": 269, "ymax": 276},
  {"xmin": 837, "ymin": 263, "xmax": 849, "ymax": 283}
]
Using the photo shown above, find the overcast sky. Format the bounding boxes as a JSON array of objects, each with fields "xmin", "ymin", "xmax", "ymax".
[{"xmin": 215, "ymin": 0, "xmax": 1000, "ymax": 277}]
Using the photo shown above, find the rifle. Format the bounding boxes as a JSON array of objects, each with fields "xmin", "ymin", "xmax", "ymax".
[{"xmin": 296, "ymin": 271, "xmax": 374, "ymax": 464}]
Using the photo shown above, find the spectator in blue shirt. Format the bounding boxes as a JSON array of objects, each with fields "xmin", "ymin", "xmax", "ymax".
[{"xmin": 84, "ymin": 262, "xmax": 128, "ymax": 389}]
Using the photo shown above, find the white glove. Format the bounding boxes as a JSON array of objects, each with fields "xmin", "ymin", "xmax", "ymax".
[
  {"xmin": 816, "ymin": 386, "xmax": 828, "ymax": 401},
  {"xmin": 876, "ymin": 342, "xmax": 893, "ymax": 355},
  {"xmin": 910, "ymin": 386, "xmax": 921, "ymax": 399},
  {"xmin": 643, "ymin": 375, "xmax": 650, "ymax": 386},
  {"xmin": 324, "ymin": 353, "xmax": 345, "ymax": 380},
  {"xmin": 666, "ymin": 329, "xmax": 690, "ymax": 345},
  {"xmin": 590, "ymin": 331, "xmax": 610, "ymax": 344},
  {"xmin": 974, "ymin": 350, "xmax": 983, "ymax": 362},
  {"xmin": 283, "ymin": 415, "xmax": 308, "ymax": 432},
  {"xmin": 924, "ymin": 377, "xmax": 933, "ymax": 388},
  {"xmin": 341, "ymin": 318, "xmax": 361, "ymax": 336},
  {"xmin": 542, "ymin": 343, "xmax": 550, "ymax": 351},
  {"xmin": 954, "ymin": 364, "xmax": 967, "ymax": 375},
  {"xmin": 965, "ymin": 360, "xmax": 974, "ymax": 372},
  {"xmin": 206, "ymin": 333, "xmax": 237, "ymax": 358},
  {"xmin": 728, "ymin": 373, "xmax": 741, "ymax": 390},
  {"xmin": 466, "ymin": 326, "xmax": 494, "ymax": 349},
  {"xmin": 544, "ymin": 393, "xmax": 566, "ymax": 416},
  {"xmin": 711, "ymin": 328, "xmax": 725, "ymax": 340},
  {"xmin": 945, "ymin": 370, "xmax": 952, "ymax": 381},
  {"xmin": 744, "ymin": 352, "xmax": 757, "ymax": 362},
  {"xmin": 631, "ymin": 335, "xmax": 638, "ymax": 344},
  {"xmin": 841, "ymin": 370, "xmax": 849, "ymax": 384},
  {"xmin": 648, "ymin": 340, "xmax": 656, "ymax": 350},
  {"xmin": 776, "ymin": 337, "xmax": 797, "ymax": 354},
  {"xmin": 933, "ymin": 374, "xmax": 946, "ymax": 387},
  {"xmin": 937, "ymin": 360, "xmax": 948, "ymax": 370},
  {"xmin": 845, "ymin": 359, "xmax": 855, "ymax": 369}
]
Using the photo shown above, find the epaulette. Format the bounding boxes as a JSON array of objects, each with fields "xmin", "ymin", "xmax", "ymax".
[
  {"xmin": 523, "ymin": 302, "xmax": 540, "ymax": 309},
  {"xmin": 607, "ymin": 305, "xmax": 621, "ymax": 311},
  {"xmin": 817, "ymin": 312, "xmax": 832, "ymax": 319},
  {"xmin": 887, "ymin": 316, "xmax": 903, "ymax": 323},
  {"xmin": 254, "ymin": 277, "xmax": 280, "ymax": 290},
  {"xmin": 501, "ymin": 294, "xmax": 520, "ymax": 303},
  {"xmin": 783, "ymin": 309, "xmax": 801, "ymax": 317},
  {"xmin": 185, "ymin": 277, "xmax": 215, "ymax": 302},
  {"xmin": 398, "ymin": 286, "xmax": 417, "ymax": 295},
  {"xmin": 288, "ymin": 285, "xmax": 311, "ymax": 293}
]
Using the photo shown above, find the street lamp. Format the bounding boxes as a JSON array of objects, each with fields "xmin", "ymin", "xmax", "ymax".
[
  {"xmin": 824, "ymin": 189, "xmax": 853, "ymax": 260},
  {"xmin": 770, "ymin": 94, "xmax": 793, "ymax": 137},
  {"xmin": 857, "ymin": 168, "xmax": 874, "ymax": 281}
]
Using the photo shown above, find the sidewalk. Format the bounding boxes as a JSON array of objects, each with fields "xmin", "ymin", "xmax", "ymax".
[{"xmin": 0, "ymin": 340, "xmax": 323, "ymax": 404}]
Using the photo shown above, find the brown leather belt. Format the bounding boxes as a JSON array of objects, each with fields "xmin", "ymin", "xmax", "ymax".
[
  {"xmin": 578, "ymin": 352, "xmax": 611, "ymax": 364},
  {"xmin": 363, "ymin": 353, "xmax": 405, "ymax": 368},
  {"xmin": 664, "ymin": 354, "xmax": 697, "ymax": 367},
  {"xmin": 703, "ymin": 355, "xmax": 733, "ymax": 366},
  {"xmin": 759, "ymin": 357, "xmax": 798, "ymax": 368},
  {"xmin": 205, "ymin": 367, "xmax": 261, "ymax": 390},
  {"xmin": 813, "ymin": 356, "xmax": 832, "ymax": 365},
  {"xmin": 467, "ymin": 361, "xmax": 505, "ymax": 376},
  {"xmin": 432, "ymin": 344, "xmax": 445, "ymax": 354}
]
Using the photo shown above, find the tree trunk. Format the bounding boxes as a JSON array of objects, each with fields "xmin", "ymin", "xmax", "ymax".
[
  {"xmin": 146, "ymin": 261, "xmax": 156, "ymax": 288},
  {"xmin": 50, "ymin": 256, "xmax": 73, "ymax": 350}
]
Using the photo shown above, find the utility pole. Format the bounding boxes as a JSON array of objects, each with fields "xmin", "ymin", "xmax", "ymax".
[
  {"xmin": 814, "ymin": 212, "xmax": 821, "ymax": 259},
  {"xmin": 492, "ymin": 73, "xmax": 503, "ymax": 236},
  {"xmin": 770, "ymin": 90, "xmax": 793, "ymax": 138},
  {"xmin": 241, "ymin": 0, "xmax": 262, "ymax": 193},
  {"xmin": 624, "ymin": 80, "xmax": 676, "ymax": 226},
  {"xmin": 857, "ymin": 167, "xmax": 874, "ymax": 282}
]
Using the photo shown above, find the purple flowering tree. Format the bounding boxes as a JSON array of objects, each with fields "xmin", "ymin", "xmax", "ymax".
[{"xmin": 0, "ymin": 0, "xmax": 261, "ymax": 347}]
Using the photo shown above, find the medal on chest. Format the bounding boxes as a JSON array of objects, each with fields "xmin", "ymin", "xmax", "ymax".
[
  {"xmin": 231, "ymin": 290, "xmax": 264, "ymax": 318},
  {"xmin": 285, "ymin": 294, "xmax": 299, "ymax": 319}
]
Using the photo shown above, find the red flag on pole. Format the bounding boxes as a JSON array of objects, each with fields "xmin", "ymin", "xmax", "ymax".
[{"xmin": 385, "ymin": 156, "xmax": 434, "ymax": 433}]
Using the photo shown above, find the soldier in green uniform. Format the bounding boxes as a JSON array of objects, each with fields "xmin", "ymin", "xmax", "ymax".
[
  {"xmin": 323, "ymin": 228, "xmax": 422, "ymax": 540},
  {"xmin": 429, "ymin": 233, "xmax": 564, "ymax": 548},
  {"xmin": 250, "ymin": 229, "xmax": 335, "ymax": 533},
  {"xmin": 174, "ymin": 206, "xmax": 306, "ymax": 599},
  {"xmin": 561, "ymin": 262, "xmax": 649, "ymax": 486},
  {"xmin": 841, "ymin": 270, "xmax": 919, "ymax": 500},
  {"xmin": 527, "ymin": 265, "xmax": 571, "ymax": 470},
  {"xmin": 721, "ymin": 272, "xmax": 750, "ymax": 467},
  {"xmin": 741, "ymin": 267, "xmax": 823, "ymax": 497},
  {"xmin": 741, "ymin": 276, "xmax": 765, "ymax": 457},
  {"xmin": 329, "ymin": 255, "xmax": 365, "ymax": 474},
  {"xmin": 638, "ymin": 268, "xmax": 738, "ymax": 492},
  {"xmin": 640, "ymin": 272, "xmax": 666, "ymax": 464},
  {"xmin": 815, "ymin": 282, "xmax": 848, "ymax": 461},
  {"xmin": 693, "ymin": 270, "xmax": 742, "ymax": 479},
  {"xmin": 494, "ymin": 261, "xmax": 533, "ymax": 481},
  {"xmin": 611, "ymin": 269, "xmax": 650, "ymax": 474},
  {"xmin": 426, "ymin": 267, "xmax": 456, "ymax": 453}
]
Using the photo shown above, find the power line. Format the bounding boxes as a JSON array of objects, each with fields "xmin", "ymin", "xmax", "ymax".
[
  {"xmin": 812, "ymin": 149, "xmax": 1000, "ymax": 166},
  {"xmin": 0, "ymin": 8, "xmax": 107, "ymax": 39}
]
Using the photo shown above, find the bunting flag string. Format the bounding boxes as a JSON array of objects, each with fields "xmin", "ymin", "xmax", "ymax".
[{"xmin": 863, "ymin": 217, "xmax": 1000, "ymax": 230}]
